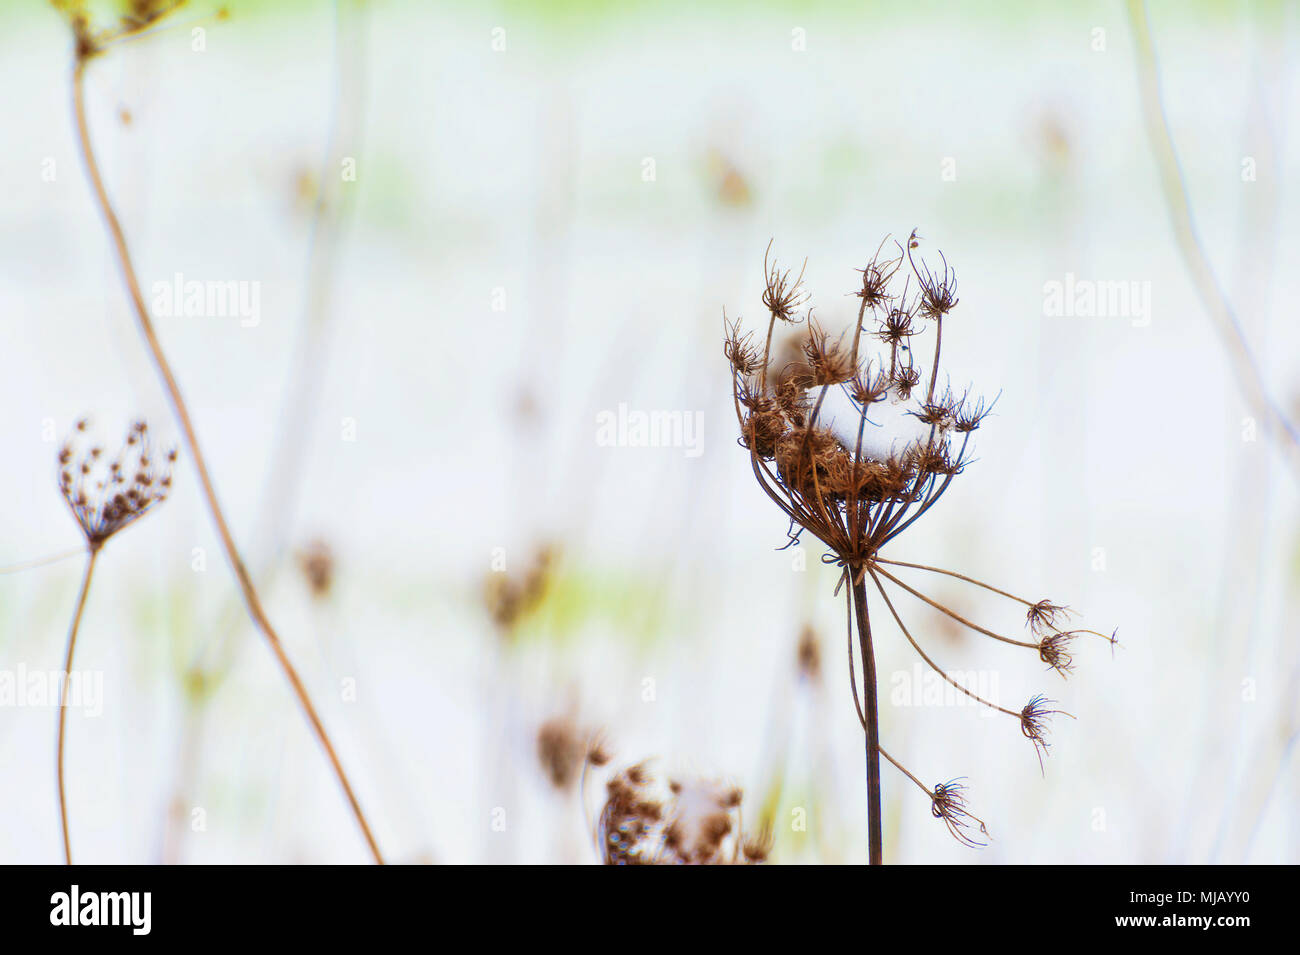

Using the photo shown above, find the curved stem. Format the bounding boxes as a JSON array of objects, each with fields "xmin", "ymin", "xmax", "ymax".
[
  {"xmin": 878, "ymin": 746, "xmax": 929, "ymax": 796},
  {"xmin": 57, "ymin": 547, "xmax": 98, "ymax": 865},
  {"xmin": 71, "ymin": 59, "xmax": 383, "ymax": 864},
  {"xmin": 873, "ymin": 564, "xmax": 1036, "ymax": 649},
  {"xmin": 874, "ymin": 556, "xmax": 1036, "ymax": 606},
  {"xmin": 850, "ymin": 571, "xmax": 883, "ymax": 865},
  {"xmin": 869, "ymin": 567, "xmax": 1018, "ymax": 719}
]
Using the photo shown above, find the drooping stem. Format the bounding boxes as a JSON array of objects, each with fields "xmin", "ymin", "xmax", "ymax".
[
  {"xmin": 850, "ymin": 570, "xmax": 883, "ymax": 865},
  {"xmin": 71, "ymin": 58, "xmax": 383, "ymax": 864},
  {"xmin": 57, "ymin": 546, "xmax": 98, "ymax": 865}
]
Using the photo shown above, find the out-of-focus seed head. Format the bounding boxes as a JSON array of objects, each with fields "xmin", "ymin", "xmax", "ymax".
[
  {"xmin": 796, "ymin": 624, "xmax": 821, "ymax": 682},
  {"xmin": 51, "ymin": 0, "xmax": 189, "ymax": 61},
  {"xmin": 296, "ymin": 538, "xmax": 334, "ymax": 599},
  {"xmin": 536, "ymin": 715, "xmax": 587, "ymax": 789},
  {"xmin": 58, "ymin": 418, "xmax": 175, "ymax": 549},
  {"xmin": 596, "ymin": 761, "xmax": 769, "ymax": 865}
]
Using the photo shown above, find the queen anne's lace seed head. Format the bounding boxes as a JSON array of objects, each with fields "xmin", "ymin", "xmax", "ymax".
[
  {"xmin": 725, "ymin": 233, "xmax": 1117, "ymax": 854},
  {"xmin": 58, "ymin": 419, "xmax": 175, "ymax": 549},
  {"xmin": 596, "ymin": 762, "xmax": 769, "ymax": 865}
]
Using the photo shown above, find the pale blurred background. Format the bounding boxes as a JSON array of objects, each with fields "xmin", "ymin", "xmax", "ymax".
[{"xmin": 1, "ymin": 0, "xmax": 1298, "ymax": 864}]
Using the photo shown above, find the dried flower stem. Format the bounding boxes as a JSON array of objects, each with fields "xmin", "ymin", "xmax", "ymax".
[
  {"xmin": 849, "ymin": 573, "xmax": 883, "ymax": 865},
  {"xmin": 875, "ymin": 556, "xmax": 1037, "ymax": 606},
  {"xmin": 56, "ymin": 546, "xmax": 98, "ymax": 865},
  {"xmin": 869, "ymin": 567, "xmax": 1018, "ymax": 719},
  {"xmin": 873, "ymin": 564, "xmax": 1036, "ymax": 649},
  {"xmin": 70, "ymin": 60, "xmax": 383, "ymax": 864}
]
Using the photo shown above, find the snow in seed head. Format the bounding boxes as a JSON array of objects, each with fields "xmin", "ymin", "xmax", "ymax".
[{"xmin": 815, "ymin": 384, "xmax": 931, "ymax": 462}]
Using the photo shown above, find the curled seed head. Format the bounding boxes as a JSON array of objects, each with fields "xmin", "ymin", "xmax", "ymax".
[
  {"xmin": 1026, "ymin": 600, "xmax": 1073, "ymax": 637},
  {"xmin": 930, "ymin": 779, "xmax": 989, "ymax": 848},
  {"xmin": 1020, "ymin": 695, "xmax": 1073, "ymax": 774}
]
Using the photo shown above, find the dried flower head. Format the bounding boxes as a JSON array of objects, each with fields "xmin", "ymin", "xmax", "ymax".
[
  {"xmin": 1026, "ymin": 600, "xmax": 1073, "ymax": 637},
  {"xmin": 930, "ymin": 779, "xmax": 989, "ymax": 849},
  {"xmin": 761, "ymin": 239, "xmax": 809, "ymax": 324},
  {"xmin": 1037, "ymin": 630, "xmax": 1075, "ymax": 676},
  {"xmin": 725, "ymin": 234, "xmax": 1117, "ymax": 861},
  {"xmin": 595, "ymin": 761, "xmax": 768, "ymax": 865},
  {"xmin": 58, "ymin": 418, "xmax": 175, "ymax": 549},
  {"xmin": 1020, "ymin": 695, "xmax": 1074, "ymax": 774}
]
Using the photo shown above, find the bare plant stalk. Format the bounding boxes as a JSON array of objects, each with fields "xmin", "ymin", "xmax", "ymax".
[
  {"xmin": 57, "ymin": 546, "xmax": 98, "ymax": 865},
  {"xmin": 850, "ymin": 572, "xmax": 883, "ymax": 866},
  {"xmin": 1127, "ymin": 0, "xmax": 1300, "ymax": 478},
  {"xmin": 70, "ymin": 60, "xmax": 383, "ymax": 864}
]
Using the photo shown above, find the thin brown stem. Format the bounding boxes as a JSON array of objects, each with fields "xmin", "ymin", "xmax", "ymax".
[
  {"xmin": 850, "ymin": 571, "xmax": 883, "ymax": 865},
  {"xmin": 71, "ymin": 58, "xmax": 383, "ymax": 864},
  {"xmin": 874, "ymin": 556, "xmax": 1037, "ymax": 607},
  {"xmin": 868, "ymin": 567, "xmax": 1018, "ymax": 719},
  {"xmin": 926, "ymin": 316, "xmax": 943, "ymax": 405},
  {"xmin": 57, "ymin": 546, "xmax": 98, "ymax": 865},
  {"xmin": 873, "ymin": 564, "xmax": 1036, "ymax": 649},
  {"xmin": 878, "ymin": 746, "xmax": 929, "ymax": 795}
]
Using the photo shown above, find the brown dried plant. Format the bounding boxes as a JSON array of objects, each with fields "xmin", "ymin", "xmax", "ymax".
[
  {"xmin": 725, "ymin": 232, "xmax": 1116, "ymax": 863},
  {"xmin": 51, "ymin": 0, "xmax": 382, "ymax": 862},
  {"xmin": 590, "ymin": 758, "xmax": 771, "ymax": 866},
  {"xmin": 55, "ymin": 418, "xmax": 175, "ymax": 864}
]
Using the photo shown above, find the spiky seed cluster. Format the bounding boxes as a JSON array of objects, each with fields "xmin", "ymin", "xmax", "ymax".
[
  {"xmin": 58, "ymin": 419, "xmax": 175, "ymax": 549},
  {"xmin": 597, "ymin": 763, "xmax": 770, "ymax": 865},
  {"xmin": 1020, "ymin": 695, "xmax": 1074, "ymax": 773},
  {"xmin": 726, "ymin": 231, "xmax": 977, "ymax": 565},
  {"xmin": 761, "ymin": 241, "xmax": 810, "ymax": 323},
  {"xmin": 930, "ymin": 780, "xmax": 989, "ymax": 849}
]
